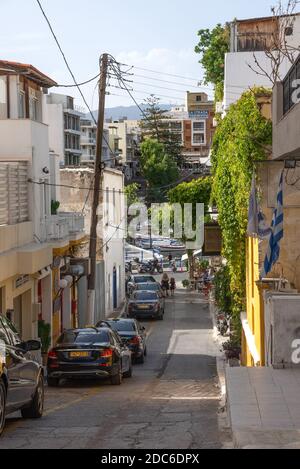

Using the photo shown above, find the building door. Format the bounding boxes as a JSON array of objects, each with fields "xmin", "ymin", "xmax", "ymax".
[{"xmin": 113, "ymin": 267, "xmax": 117, "ymax": 310}]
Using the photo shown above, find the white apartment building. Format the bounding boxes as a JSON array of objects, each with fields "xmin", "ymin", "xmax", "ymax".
[
  {"xmin": 223, "ymin": 14, "xmax": 300, "ymax": 110},
  {"xmin": 80, "ymin": 116, "xmax": 110, "ymax": 165},
  {"xmin": 0, "ymin": 61, "xmax": 86, "ymax": 345},
  {"xmin": 59, "ymin": 167, "xmax": 126, "ymax": 323},
  {"xmin": 106, "ymin": 120, "xmax": 140, "ymax": 179},
  {"xmin": 0, "ymin": 60, "xmax": 55, "ymax": 341},
  {"xmin": 43, "ymin": 93, "xmax": 82, "ymax": 167}
]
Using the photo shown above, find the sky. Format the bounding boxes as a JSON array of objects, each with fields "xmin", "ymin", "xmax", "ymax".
[{"xmin": 1, "ymin": 0, "xmax": 281, "ymax": 110}]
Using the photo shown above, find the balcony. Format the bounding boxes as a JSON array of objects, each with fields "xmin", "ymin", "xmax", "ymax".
[
  {"xmin": 60, "ymin": 212, "xmax": 85, "ymax": 234},
  {"xmin": 40, "ymin": 212, "xmax": 85, "ymax": 244},
  {"xmin": 81, "ymin": 137, "xmax": 96, "ymax": 146}
]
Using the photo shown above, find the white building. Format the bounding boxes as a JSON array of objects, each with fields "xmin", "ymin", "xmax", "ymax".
[
  {"xmin": 59, "ymin": 167, "xmax": 126, "ymax": 322},
  {"xmin": 80, "ymin": 116, "xmax": 110, "ymax": 166},
  {"xmin": 0, "ymin": 61, "xmax": 86, "ymax": 345},
  {"xmin": 43, "ymin": 93, "xmax": 82, "ymax": 167},
  {"xmin": 106, "ymin": 120, "xmax": 141, "ymax": 180},
  {"xmin": 0, "ymin": 60, "xmax": 56, "ymax": 341},
  {"xmin": 223, "ymin": 14, "xmax": 300, "ymax": 110}
]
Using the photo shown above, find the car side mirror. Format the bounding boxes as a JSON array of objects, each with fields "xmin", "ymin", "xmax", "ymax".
[{"xmin": 20, "ymin": 340, "xmax": 41, "ymax": 352}]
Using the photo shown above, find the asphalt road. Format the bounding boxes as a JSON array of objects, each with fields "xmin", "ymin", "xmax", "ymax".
[{"xmin": 0, "ymin": 276, "xmax": 232, "ymax": 449}]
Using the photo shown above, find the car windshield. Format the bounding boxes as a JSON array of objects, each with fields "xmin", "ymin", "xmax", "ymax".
[
  {"xmin": 57, "ymin": 330, "xmax": 110, "ymax": 345},
  {"xmin": 108, "ymin": 321, "xmax": 136, "ymax": 332},
  {"xmin": 137, "ymin": 283, "xmax": 159, "ymax": 291},
  {"xmin": 134, "ymin": 292, "xmax": 158, "ymax": 301}
]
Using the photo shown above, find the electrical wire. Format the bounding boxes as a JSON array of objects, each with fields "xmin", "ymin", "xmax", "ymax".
[{"xmin": 55, "ymin": 73, "xmax": 100, "ymax": 88}]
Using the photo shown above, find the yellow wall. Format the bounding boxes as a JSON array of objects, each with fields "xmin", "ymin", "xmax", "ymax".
[{"xmin": 243, "ymin": 237, "xmax": 265, "ymax": 367}]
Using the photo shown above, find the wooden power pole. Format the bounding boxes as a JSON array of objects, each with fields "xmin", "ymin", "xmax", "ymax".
[{"xmin": 87, "ymin": 53, "xmax": 109, "ymax": 325}]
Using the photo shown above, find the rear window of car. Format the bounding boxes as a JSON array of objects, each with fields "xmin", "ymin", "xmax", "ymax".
[
  {"xmin": 134, "ymin": 276, "xmax": 155, "ymax": 283},
  {"xmin": 108, "ymin": 321, "xmax": 136, "ymax": 332},
  {"xmin": 57, "ymin": 330, "xmax": 110, "ymax": 345},
  {"xmin": 137, "ymin": 283, "xmax": 159, "ymax": 291},
  {"xmin": 134, "ymin": 292, "xmax": 158, "ymax": 300}
]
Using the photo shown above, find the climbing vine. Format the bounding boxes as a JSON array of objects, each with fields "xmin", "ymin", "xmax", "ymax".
[{"xmin": 211, "ymin": 88, "xmax": 272, "ymax": 334}]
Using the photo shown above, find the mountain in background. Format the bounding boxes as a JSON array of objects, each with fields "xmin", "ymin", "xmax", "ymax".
[{"xmin": 88, "ymin": 104, "xmax": 173, "ymax": 122}]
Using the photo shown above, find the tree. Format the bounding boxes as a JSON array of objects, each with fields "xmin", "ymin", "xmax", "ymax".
[
  {"xmin": 195, "ymin": 24, "xmax": 230, "ymax": 101},
  {"xmin": 140, "ymin": 139, "xmax": 179, "ymax": 204},
  {"xmin": 124, "ymin": 183, "xmax": 139, "ymax": 209},
  {"xmin": 168, "ymin": 177, "xmax": 212, "ymax": 279},
  {"xmin": 248, "ymin": 0, "xmax": 299, "ymax": 84},
  {"xmin": 140, "ymin": 95, "xmax": 184, "ymax": 166}
]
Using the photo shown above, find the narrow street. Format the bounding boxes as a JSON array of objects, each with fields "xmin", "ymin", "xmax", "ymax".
[{"xmin": 0, "ymin": 278, "xmax": 232, "ymax": 449}]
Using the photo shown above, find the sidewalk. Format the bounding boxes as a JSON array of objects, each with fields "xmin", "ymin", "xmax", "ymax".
[{"xmin": 226, "ymin": 367, "xmax": 300, "ymax": 449}]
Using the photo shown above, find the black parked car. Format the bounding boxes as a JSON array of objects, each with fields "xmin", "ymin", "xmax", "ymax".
[
  {"xmin": 47, "ymin": 327, "xmax": 132, "ymax": 387},
  {"xmin": 0, "ymin": 315, "xmax": 44, "ymax": 436},
  {"xmin": 127, "ymin": 291, "xmax": 165, "ymax": 321},
  {"xmin": 98, "ymin": 319, "xmax": 147, "ymax": 364}
]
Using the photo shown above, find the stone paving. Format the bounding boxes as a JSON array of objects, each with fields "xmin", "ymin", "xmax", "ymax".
[{"xmin": 0, "ymin": 278, "xmax": 232, "ymax": 449}]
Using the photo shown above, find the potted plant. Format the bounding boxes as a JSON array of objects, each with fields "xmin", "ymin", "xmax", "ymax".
[
  {"xmin": 51, "ymin": 200, "xmax": 60, "ymax": 215},
  {"xmin": 182, "ymin": 279, "xmax": 190, "ymax": 289},
  {"xmin": 38, "ymin": 320, "xmax": 51, "ymax": 366},
  {"xmin": 223, "ymin": 337, "xmax": 241, "ymax": 366}
]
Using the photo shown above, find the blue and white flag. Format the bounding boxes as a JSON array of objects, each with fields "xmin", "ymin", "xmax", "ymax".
[
  {"xmin": 261, "ymin": 171, "xmax": 284, "ymax": 279},
  {"xmin": 247, "ymin": 174, "xmax": 272, "ymax": 239}
]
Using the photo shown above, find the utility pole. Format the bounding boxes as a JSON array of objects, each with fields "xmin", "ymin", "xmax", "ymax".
[{"xmin": 87, "ymin": 53, "xmax": 109, "ymax": 325}]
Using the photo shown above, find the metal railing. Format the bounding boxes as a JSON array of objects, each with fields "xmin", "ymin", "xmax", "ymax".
[{"xmin": 41, "ymin": 212, "xmax": 85, "ymax": 242}]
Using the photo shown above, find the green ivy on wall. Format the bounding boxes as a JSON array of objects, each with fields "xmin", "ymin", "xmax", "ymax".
[{"xmin": 211, "ymin": 88, "xmax": 272, "ymax": 335}]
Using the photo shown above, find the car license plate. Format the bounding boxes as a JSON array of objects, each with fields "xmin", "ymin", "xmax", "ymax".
[
  {"xmin": 138, "ymin": 305, "xmax": 149, "ymax": 309},
  {"xmin": 69, "ymin": 351, "xmax": 90, "ymax": 358}
]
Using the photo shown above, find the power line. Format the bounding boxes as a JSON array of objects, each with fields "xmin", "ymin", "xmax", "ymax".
[
  {"xmin": 36, "ymin": 0, "xmax": 121, "ymax": 165},
  {"xmin": 56, "ymin": 73, "xmax": 100, "ymax": 88},
  {"xmin": 119, "ymin": 63, "xmax": 204, "ymax": 83}
]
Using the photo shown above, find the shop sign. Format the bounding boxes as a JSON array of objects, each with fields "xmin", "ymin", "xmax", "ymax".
[{"xmin": 15, "ymin": 275, "xmax": 30, "ymax": 289}]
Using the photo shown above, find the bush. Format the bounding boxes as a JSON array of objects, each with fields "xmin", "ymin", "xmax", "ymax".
[{"xmin": 214, "ymin": 266, "xmax": 232, "ymax": 314}]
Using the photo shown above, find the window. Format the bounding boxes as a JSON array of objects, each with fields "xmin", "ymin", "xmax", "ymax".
[
  {"xmin": 18, "ymin": 91, "xmax": 26, "ymax": 118},
  {"xmin": 192, "ymin": 120, "xmax": 206, "ymax": 145},
  {"xmin": 196, "ymin": 95, "xmax": 202, "ymax": 102}
]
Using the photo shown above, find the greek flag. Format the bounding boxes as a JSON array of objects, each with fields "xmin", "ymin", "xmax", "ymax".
[
  {"xmin": 247, "ymin": 174, "xmax": 272, "ymax": 239},
  {"xmin": 261, "ymin": 171, "xmax": 284, "ymax": 278}
]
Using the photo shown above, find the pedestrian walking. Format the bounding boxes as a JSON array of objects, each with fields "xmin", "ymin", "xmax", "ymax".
[
  {"xmin": 170, "ymin": 277, "xmax": 176, "ymax": 297},
  {"xmin": 161, "ymin": 272, "xmax": 170, "ymax": 297}
]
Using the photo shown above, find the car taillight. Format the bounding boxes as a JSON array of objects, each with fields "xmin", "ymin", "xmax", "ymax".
[
  {"xmin": 100, "ymin": 349, "xmax": 113, "ymax": 358},
  {"xmin": 48, "ymin": 350, "xmax": 58, "ymax": 359},
  {"xmin": 130, "ymin": 336, "xmax": 141, "ymax": 345}
]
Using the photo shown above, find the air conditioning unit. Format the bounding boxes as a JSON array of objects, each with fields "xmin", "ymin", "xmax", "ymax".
[{"xmin": 264, "ymin": 291, "xmax": 300, "ymax": 368}]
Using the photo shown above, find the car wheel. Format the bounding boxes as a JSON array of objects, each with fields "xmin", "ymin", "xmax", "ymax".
[
  {"xmin": 123, "ymin": 362, "xmax": 133, "ymax": 378},
  {"xmin": 136, "ymin": 354, "xmax": 145, "ymax": 364},
  {"xmin": 47, "ymin": 377, "xmax": 60, "ymax": 387},
  {"xmin": 111, "ymin": 365, "xmax": 123, "ymax": 385},
  {"xmin": 21, "ymin": 374, "xmax": 44, "ymax": 419},
  {"xmin": 0, "ymin": 380, "xmax": 6, "ymax": 436}
]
